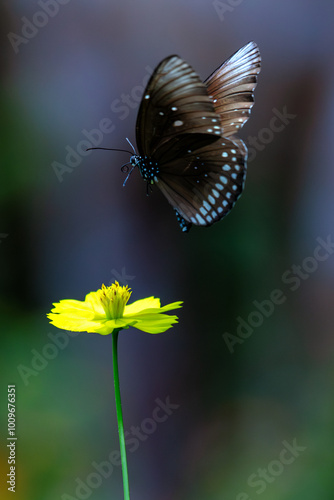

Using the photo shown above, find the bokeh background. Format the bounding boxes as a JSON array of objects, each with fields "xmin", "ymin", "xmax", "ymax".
[{"xmin": 1, "ymin": 1, "xmax": 334, "ymax": 499}]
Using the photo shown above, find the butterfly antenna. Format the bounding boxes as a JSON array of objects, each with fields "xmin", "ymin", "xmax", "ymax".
[
  {"xmin": 126, "ymin": 137, "xmax": 137, "ymax": 154},
  {"xmin": 86, "ymin": 147, "xmax": 133, "ymax": 154}
]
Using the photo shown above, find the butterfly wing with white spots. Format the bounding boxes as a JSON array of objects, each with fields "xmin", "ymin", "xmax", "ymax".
[
  {"xmin": 155, "ymin": 136, "xmax": 246, "ymax": 231},
  {"xmin": 205, "ymin": 41, "xmax": 261, "ymax": 137},
  {"xmin": 118, "ymin": 45, "xmax": 261, "ymax": 231},
  {"xmin": 136, "ymin": 55, "xmax": 222, "ymax": 163}
]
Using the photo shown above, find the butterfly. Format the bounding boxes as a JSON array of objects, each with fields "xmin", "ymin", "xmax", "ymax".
[{"xmin": 92, "ymin": 42, "xmax": 261, "ymax": 232}]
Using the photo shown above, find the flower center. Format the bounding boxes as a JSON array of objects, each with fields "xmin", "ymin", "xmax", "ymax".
[{"xmin": 98, "ymin": 282, "xmax": 132, "ymax": 319}]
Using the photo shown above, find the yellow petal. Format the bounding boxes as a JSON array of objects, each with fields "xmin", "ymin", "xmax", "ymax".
[
  {"xmin": 132, "ymin": 313, "xmax": 179, "ymax": 334},
  {"xmin": 124, "ymin": 297, "xmax": 161, "ymax": 315},
  {"xmin": 47, "ymin": 313, "xmax": 104, "ymax": 332},
  {"xmin": 85, "ymin": 291, "xmax": 105, "ymax": 315},
  {"xmin": 88, "ymin": 318, "xmax": 137, "ymax": 335},
  {"xmin": 157, "ymin": 301, "xmax": 183, "ymax": 313},
  {"xmin": 125, "ymin": 301, "xmax": 183, "ymax": 319},
  {"xmin": 51, "ymin": 299, "xmax": 92, "ymax": 312}
]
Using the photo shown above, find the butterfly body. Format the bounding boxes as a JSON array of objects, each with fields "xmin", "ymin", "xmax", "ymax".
[
  {"xmin": 125, "ymin": 43, "xmax": 261, "ymax": 231},
  {"xmin": 131, "ymin": 155, "xmax": 159, "ymax": 184}
]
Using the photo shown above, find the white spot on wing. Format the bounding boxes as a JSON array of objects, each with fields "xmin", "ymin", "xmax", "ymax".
[
  {"xmin": 196, "ymin": 213, "xmax": 206, "ymax": 225},
  {"xmin": 173, "ymin": 120, "xmax": 183, "ymax": 127}
]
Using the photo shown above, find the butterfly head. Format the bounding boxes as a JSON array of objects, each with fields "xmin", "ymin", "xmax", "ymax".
[
  {"xmin": 120, "ymin": 154, "xmax": 159, "ymax": 189},
  {"xmin": 129, "ymin": 155, "xmax": 140, "ymax": 168}
]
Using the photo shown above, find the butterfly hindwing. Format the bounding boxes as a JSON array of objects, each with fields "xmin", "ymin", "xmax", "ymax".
[
  {"xmin": 205, "ymin": 41, "xmax": 261, "ymax": 137},
  {"xmin": 155, "ymin": 136, "xmax": 247, "ymax": 229},
  {"xmin": 136, "ymin": 55, "xmax": 222, "ymax": 163}
]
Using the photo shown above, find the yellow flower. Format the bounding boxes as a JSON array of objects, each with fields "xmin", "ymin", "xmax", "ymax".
[{"xmin": 47, "ymin": 282, "xmax": 183, "ymax": 335}]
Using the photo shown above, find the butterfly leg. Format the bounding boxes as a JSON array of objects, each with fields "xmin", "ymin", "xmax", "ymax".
[
  {"xmin": 146, "ymin": 182, "xmax": 153, "ymax": 196},
  {"xmin": 174, "ymin": 210, "xmax": 192, "ymax": 233}
]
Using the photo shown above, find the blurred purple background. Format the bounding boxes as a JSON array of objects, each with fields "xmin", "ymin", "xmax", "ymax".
[{"xmin": 1, "ymin": 1, "xmax": 334, "ymax": 499}]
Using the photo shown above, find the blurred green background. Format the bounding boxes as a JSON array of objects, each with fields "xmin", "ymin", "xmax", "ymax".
[{"xmin": 1, "ymin": 1, "xmax": 334, "ymax": 499}]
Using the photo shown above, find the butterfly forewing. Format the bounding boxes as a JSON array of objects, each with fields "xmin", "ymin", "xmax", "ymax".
[
  {"xmin": 155, "ymin": 136, "xmax": 247, "ymax": 227},
  {"xmin": 205, "ymin": 41, "xmax": 261, "ymax": 137},
  {"xmin": 136, "ymin": 55, "xmax": 222, "ymax": 162}
]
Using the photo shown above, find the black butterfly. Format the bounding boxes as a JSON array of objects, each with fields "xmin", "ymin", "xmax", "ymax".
[{"xmin": 93, "ymin": 42, "xmax": 261, "ymax": 232}]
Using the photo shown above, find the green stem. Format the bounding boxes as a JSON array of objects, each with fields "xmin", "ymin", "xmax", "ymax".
[{"xmin": 112, "ymin": 329, "xmax": 130, "ymax": 500}]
